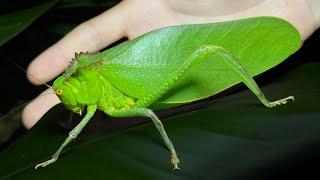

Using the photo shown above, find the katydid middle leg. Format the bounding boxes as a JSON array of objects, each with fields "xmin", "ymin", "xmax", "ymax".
[{"xmin": 106, "ymin": 107, "xmax": 180, "ymax": 170}]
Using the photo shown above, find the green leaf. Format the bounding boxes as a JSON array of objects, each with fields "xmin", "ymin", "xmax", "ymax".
[
  {"xmin": 0, "ymin": 58, "xmax": 319, "ymax": 179},
  {"xmin": 0, "ymin": 0, "xmax": 59, "ymax": 46}
]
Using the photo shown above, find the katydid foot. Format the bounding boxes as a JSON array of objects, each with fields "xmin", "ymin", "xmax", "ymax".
[
  {"xmin": 266, "ymin": 96, "xmax": 294, "ymax": 108},
  {"xmin": 171, "ymin": 152, "xmax": 180, "ymax": 170},
  {"xmin": 35, "ymin": 157, "xmax": 58, "ymax": 169},
  {"xmin": 34, "ymin": 135, "xmax": 71, "ymax": 169}
]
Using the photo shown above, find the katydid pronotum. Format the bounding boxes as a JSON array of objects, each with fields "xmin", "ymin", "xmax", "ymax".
[{"xmin": 33, "ymin": 17, "xmax": 301, "ymax": 170}]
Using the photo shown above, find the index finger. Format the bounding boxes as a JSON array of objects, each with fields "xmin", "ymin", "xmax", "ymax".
[{"xmin": 27, "ymin": 2, "xmax": 127, "ymax": 84}]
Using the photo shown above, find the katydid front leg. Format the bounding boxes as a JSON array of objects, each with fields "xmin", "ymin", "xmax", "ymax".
[{"xmin": 35, "ymin": 105, "xmax": 97, "ymax": 169}]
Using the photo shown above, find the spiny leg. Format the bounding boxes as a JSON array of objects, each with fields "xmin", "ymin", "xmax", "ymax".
[
  {"xmin": 35, "ymin": 105, "xmax": 97, "ymax": 169},
  {"xmin": 142, "ymin": 109, "xmax": 180, "ymax": 170},
  {"xmin": 210, "ymin": 45, "xmax": 294, "ymax": 108},
  {"xmin": 132, "ymin": 45, "xmax": 293, "ymax": 109},
  {"xmin": 107, "ymin": 108, "xmax": 180, "ymax": 170}
]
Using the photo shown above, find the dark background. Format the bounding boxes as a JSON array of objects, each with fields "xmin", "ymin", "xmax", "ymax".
[{"xmin": 0, "ymin": 1, "xmax": 319, "ymax": 179}]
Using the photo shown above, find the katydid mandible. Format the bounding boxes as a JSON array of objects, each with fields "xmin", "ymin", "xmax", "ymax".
[{"xmin": 34, "ymin": 16, "xmax": 301, "ymax": 170}]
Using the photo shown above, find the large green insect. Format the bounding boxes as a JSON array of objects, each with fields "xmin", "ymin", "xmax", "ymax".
[{"xmin": 35, "ymin": 16, "xmax": 301, "ymax": 170}]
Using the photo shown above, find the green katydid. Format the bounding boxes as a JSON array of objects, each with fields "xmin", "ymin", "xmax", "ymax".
[{"xmin": 34, "ymin": 16, "xmax": 301, "ymax": 170}]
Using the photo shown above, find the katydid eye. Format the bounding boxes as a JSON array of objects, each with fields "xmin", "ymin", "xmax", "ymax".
[{"xmin": 55, "ymin": 89, "xmax": 63, "ymax": 96}]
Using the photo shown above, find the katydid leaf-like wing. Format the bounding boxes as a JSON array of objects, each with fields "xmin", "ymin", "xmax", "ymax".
[{"xmin": 100, "ymin": 17, "xmax": 301, "ymax": 104}]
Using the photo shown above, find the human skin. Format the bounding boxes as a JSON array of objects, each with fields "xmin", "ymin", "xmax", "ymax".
[{"xmin": 22, "ymin": 0, "xmax": 320, "ymax": 129}]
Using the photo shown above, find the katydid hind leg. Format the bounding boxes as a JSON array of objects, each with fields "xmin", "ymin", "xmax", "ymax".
[
  {"xmin": 35, "ymin": 105, "xmax": 97, "ymax": 169},
  {"xmin": 211, "ymin": 45, "xmax": 294, "ymax": 108},
  {"xmin": 133, "ymin": 45, "xmax": 293, "ymax": 109},
  {"xmin": 106, "ymin": 108, "xmax": 180, "ymax": 170}
]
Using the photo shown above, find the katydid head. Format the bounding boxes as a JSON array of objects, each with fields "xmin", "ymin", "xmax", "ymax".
[
  {"xmin": 53, "ymin": 68, "xmax": 103, "ymax": 116},
  {"xmin": 53, "ymin": 76, "xmax": 84, "ymax": 115}
]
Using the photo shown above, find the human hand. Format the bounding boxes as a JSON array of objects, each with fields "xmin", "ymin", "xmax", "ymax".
[{"xmin": 22, "ymin": 0, "xmax": 320, "ymax": 128}]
